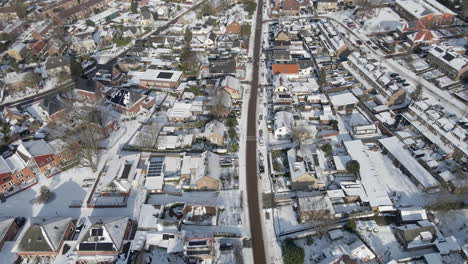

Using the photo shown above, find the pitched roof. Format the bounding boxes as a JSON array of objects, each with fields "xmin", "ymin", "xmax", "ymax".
[
  {"xmin": 272, "ymin": 64, "xmax": 299, "ymax": 74},
  {"xmin": 108, "ymin": 88, "xmax": 144, "ymax": 109},
  {"xmin": 40, "ymin": 95, "xmax": 65, "ymax": 116},
  {"xmin": 75, "ymin": 78, "xmax": 100, "ymax": 93},
  {"xmin": 16, "ymin": 217, "xmax": 73, "ymax": 253}
]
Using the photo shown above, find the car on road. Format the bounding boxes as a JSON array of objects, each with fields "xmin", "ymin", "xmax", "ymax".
[{"xmin": 356, "ymin": 40, "xmax": 363, "ymax": 45}]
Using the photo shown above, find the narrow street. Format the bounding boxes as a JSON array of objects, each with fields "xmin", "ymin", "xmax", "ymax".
[{"xmin": 245, "ymin": 0, "xmax": 267, "ymax": 263}]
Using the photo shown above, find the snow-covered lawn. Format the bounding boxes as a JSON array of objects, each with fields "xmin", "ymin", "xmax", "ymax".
[{"xmin": 274, "ymin": 205, "xmax": 299, "ymax": 233}]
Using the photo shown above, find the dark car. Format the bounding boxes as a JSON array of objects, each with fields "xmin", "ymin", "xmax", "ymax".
[{"xmin": 356, "ymin": 40, "xmax": 363, "ymax": 45}]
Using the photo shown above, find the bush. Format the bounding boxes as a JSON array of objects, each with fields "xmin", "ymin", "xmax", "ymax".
[
  {"xmin": 282, "ymin": 238, "xmax": 304, "ymax": 264},
  {"xmin": 37, "ymin": 186, "xmax": 55, "ymax": 204},
  {"xmin": 344, "ymin": 218, "xmax": 357, "ymax": 233},
  {"xmin": 319, "ymin": 143, "xmax": 332, "ymax": 156},
  {"xmin": 229, "ymin": 143, "xmax": 239, "ymax": 153},
  {"xmin": 346, "ymin": 160, "xmax": 360, "ymax": 175}
]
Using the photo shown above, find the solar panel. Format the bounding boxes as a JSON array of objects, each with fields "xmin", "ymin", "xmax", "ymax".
[
  {"xmin": 188, "ymin": 240, "xmax": 207, "ymax": 246},
  {"xmin": 442, "ymin": 53, "xmax": 454, "ymax": 62},
  {"xmin": 186, "ymin": 250, "xmax": 211, "ymax": 255},
  {"xmin": 79, "ymin": 243, "xmax": 96, "ymax": 251},
  {"xmin": 157, "ymin": 72, "xmax": 174, "ymax": 79},
  {"xmin": 96, "ymin": 243, "xmax": 114, "ymax": 251},
  {"xmin": 91, "ymin": 228, "xmax": 103, "ymax": 236},
  {"xmin": 147, "ymin": 158, "xmax": 163, "ymax": 177},
  {"xmin": 120, "ymin": 164, "xmax": 132, "ymax": 179}
]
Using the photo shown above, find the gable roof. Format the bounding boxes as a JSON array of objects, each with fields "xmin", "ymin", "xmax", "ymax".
[
  {"xmin": 40, "ymin": 95, "xmax": 65, "ymax": 116},
  {"xmin": 77, "ymin": 217, "xmax": 129, "ymax": 252},
  {"xmin": 108, "ymin": 88, "xmax": 144, "ymax": 109},
  {"xmin": 16, "ymin": 217, "xmax": 73, "ymax": 253}
]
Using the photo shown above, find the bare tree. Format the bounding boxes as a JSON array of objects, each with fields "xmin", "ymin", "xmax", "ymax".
[
  {"xmin": 135, "ymin": 121, "xmax": 160, "ymax": 150},
  {"xmin": 291, "ymin": 125, "xmax": 313, "ymax": 144},
  {"xmin": 64, "ymin": 105, "xmax": 104, "ymax": 172},
  {"xmin": 209, "ymin": 88, "xmax": 231, "ymax": 117}
]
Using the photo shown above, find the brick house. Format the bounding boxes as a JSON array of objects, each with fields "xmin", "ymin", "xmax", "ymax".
[
  {"xmin": 39, "ymin": 95, "xmax": 67, "ymax": 122},
  {"xmin": 15, "ymin": 217, "xmax": 76, "ymax": 262},
  {"xmin": 75, "ymin": 79, "xmax": 105, "ymax": 101},
  {"xmin": 133, "ymin": 69, "xmax": 183, "ymax": 89},
  {"xmin": 0, "ymin": 154, "xmax": 36, "ymax": 197},
  {"xmin": 395, "ymin": 0, "xmax": 456, "ymax": 28},
  {"xmin": 107, "ymin": 88, "xmax": 156, "ymax": 114}
]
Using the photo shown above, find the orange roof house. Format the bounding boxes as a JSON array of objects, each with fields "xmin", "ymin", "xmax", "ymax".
[{"xmin": 272, "ymin": 64, "xmax": 300, "ymax": 74}]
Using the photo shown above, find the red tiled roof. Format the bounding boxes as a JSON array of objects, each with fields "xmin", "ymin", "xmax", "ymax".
[
  {"xmin": 413, "ymin": 30, "xmax": 436, "ymax": 43},
  {"xmin": 34, "ymin": 154, "xmax": 55, "ymax": 168},
  {"xmin": 272, "ymin": 64, "xmax": 299, "ymax": 74}
]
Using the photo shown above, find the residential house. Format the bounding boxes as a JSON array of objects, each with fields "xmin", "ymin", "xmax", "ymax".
[
  {"xmin": 329, "ymin": 92, "xmax": 359, "ymax": 114},
  {"xmin": 219, "ymin": 75, "xmax": 242, "ymax": 100},
  {"xmin": 378, "ymin": 137, "xmax": 440, "ymax": 191},
  {"xmin": 89, "ymin": 155, "xmax": 141, "ymax": 207},
  {"xmin": 39, "ymin": 95, "xmax": 67, "ymax": 122},
  {"xmin": 274, "ymin": 111, "xmax": 294, "ymax": 139},
  {"xmin": 204, "ymin": 120, "xmax": 225, "ymax": 146},
  {"xmin": 107, "ymin": 88, "xmax": 155, "ymax": 114},
  {"xmin": 86, "ymin": 110, "xmax": 119, "ymax": 138},
  {"xmin": 75, "ymin": 79, "xmax": 105, "ymax": 101},
  {"xmin": 76, "ymin": 217, "xmax": 132, "ymax": 263},
  {"xmin": 287, "ymin": 148, "xmax": 323, "ymax": 190},
  {"xmin": 182, "ymin": 205, "xmax": 218, "ymax": 226},
  {"xmin": 133, "ymin": 69, "xmax": 183, "ymax": 89},
  {"xmin": 15, "ymin": 140, "xmax": 59, "ymax": 177},
  {"xmin": 427, "ymin": 45, "xmax": 468, "ymax": 80},
  {"xmin": 394, "ymin": 220, "xmax": 437, "ymax": 250},
  {"xmin": 15, "ymin": 217, "xmax": 75, "ymax": 261},
  {"xmin": 181, "ymin": 151, "xmax": 221, "ymax": 191},
  {"xmin": 0, "ymin": 218, "xmax": 20, "ymax": 251},
  {"xmin": 395, "ymin": 0, "xmax": 456, "ymax": 28}
]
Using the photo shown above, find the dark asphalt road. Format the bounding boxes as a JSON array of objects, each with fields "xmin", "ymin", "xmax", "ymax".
[{"xmin": 246, "ymin": 0, "xmax": 267, "ymax": 263}]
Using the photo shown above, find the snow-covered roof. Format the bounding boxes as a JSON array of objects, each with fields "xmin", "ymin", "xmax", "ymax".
[
  {"xmin": 329, "ymin": 92, "xmax": 359, "ymax": 107},
  {"xmin": 140, "ymin": 69, "xmax": 183, "ymax": 83},
  {"xmin": 343, "ymin": 140, "xmax": 393, "ymax": 208},
  {"xmin": 379, "ymin": 137, "xmax": 439, "ymax": 190},
  {"xmin": 428, "ymin": 45, "xmax": 468, "ymax": 71}
]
